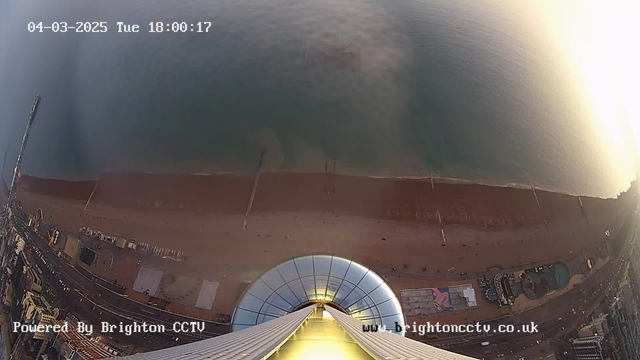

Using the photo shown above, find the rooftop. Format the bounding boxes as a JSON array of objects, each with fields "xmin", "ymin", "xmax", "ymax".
[{"xmin": 51, "ymin": 320, "xmax": 113, "ymax": 359}]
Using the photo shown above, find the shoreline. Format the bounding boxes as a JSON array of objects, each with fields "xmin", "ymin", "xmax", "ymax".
[
  {"xmin": 14, "ymin": 168, "xmax": 630, "ymax": 200},
  {"xmin": 16, "ymin": 171, "xmax": 636, "ymax": 230}
]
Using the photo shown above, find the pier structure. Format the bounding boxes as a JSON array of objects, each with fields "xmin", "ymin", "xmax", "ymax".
[{"xmin": 9, "ymin": 95, "xmax": 41, "ymax": 200}]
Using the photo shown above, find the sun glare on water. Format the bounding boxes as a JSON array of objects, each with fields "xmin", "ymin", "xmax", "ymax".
[
  {"xmin": 543, "ymin": 0, "xmax": 640, "ymax": 185},
  {"xmin": 580, "ymin": 0, "xmax": 640, "ymax": 149}
]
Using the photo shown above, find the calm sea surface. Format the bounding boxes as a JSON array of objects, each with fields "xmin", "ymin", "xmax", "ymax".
[{"xmin": 0, "ymin": 0, "xmax": 635, "ymax": 197}]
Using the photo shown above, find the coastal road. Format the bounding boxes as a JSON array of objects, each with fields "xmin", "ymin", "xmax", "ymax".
[
  {"xmin": 23, "ymin": 242, "xmax": 181, "ymax": 350},
  {"xmin": 21, "ymin": 217, "xmax": 229, "ymax": 335},
  {"xmin": 14, "ymin": 216, "xmax": 231, "ymax": 351},
  {"xmin": 432, "ymin": 227, "xmax": 636, "ymax": 360}
]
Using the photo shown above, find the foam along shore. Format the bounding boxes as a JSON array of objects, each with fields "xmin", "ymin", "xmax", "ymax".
[{"xmin": 16, "ymin": 171, "xmax": 636, "ymax": 229}]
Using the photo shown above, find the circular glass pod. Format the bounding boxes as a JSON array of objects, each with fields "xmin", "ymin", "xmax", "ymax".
[{"xmin": 231, "ymin": 255, "xmax": 406, "ymax": 335}]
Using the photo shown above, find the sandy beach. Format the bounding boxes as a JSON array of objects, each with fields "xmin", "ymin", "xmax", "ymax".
[{"xmin": 13, "ymin": 172, "xmax": 636, "ymax": 325}]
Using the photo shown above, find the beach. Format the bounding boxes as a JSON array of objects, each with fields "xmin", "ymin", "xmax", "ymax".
[
  {"xmin": 18, "ymin": 171, "xmax": 635, "ymax": 229},
  {"xmin": 13, "ymin": 172, "xmax": 636, "ymax": 324}
]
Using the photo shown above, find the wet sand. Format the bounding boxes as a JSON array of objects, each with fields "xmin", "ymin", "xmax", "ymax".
[{"xmin": 18, "ymin": 172, "xmax": 636, "ymax": 229}]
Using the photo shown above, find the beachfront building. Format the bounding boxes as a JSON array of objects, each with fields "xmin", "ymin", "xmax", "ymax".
[
  {"xmin": 48, "ymin": 320, "xmax": 115, "ymax": 360},
  {"xmin": 16, "ymin": 291, "xmax": 59, "ymax": 359},
  {"xmin": 570, "ymin": 335, "xmax": 605, "ymax": 360},
  {"xmin": 483, "ymin": 262, "xmax": 570, "ymax": 306},
  {"xmin": 522, "ymin": 262, "xmax": 571, "ymax": 299},
  {"xmin": 119, "ymin": 256, "xmax": 476, "ymax": 359},
  {"xmin": 482, "ymin": 272, "xmax": 521, "ymax": 306}
]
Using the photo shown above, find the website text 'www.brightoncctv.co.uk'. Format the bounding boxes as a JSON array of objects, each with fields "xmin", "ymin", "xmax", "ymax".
[{"xmin": 363, "ymin": 322, "xmax": 539, "ymax": 335}]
